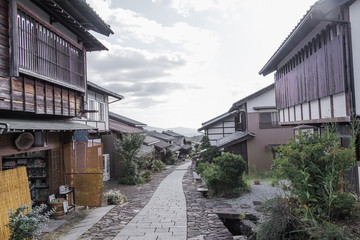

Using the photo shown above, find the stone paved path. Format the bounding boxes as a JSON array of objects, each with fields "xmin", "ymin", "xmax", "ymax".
[{"xmin": 113, "ymin": 162, "xmax": 191, "ymax": 240}]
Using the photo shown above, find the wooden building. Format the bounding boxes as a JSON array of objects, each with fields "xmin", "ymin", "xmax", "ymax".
[
  {"xmin": 259, "ymin": 0, "xmax": 360, "ymax": 192},
  {"xmin": 199, "ymin": 84, "xmax": 293, "ymax": 172},
  {"xmin": 0, "ymin": 0, "xmax": 112, "ymax": 206}
]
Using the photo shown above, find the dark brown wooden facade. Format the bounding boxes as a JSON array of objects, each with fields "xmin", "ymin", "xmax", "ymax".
[
  {"xmin": 0, "ymin": 1, "xmax": 84, "ymax": 117},
  {"xmin": 275, "ymin": 23, "xmax": 346, "ymax": 110}
]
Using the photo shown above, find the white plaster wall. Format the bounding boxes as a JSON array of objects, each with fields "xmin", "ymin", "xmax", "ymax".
[
  {"xmin": 310, "ymin": 100, "xmax": 320, "ymax": 119},
  {"xmin": 280, "ymin": 109, "xmax": 284, "ymax": 122},
  {"xmin": 295, "ymin": 105, "xmax": 302, "ymax": 121},
  {"xmin": 247, "ymin": 88, "xmax": 275, "ymax": 113},
  {"xmin": 224, "ymin": 128, "xmax": 236, "ymax": 134},
  {"xmin": 208, "ymin": 128, "xmax": 224, "ymax": 134},
  {"xmin": 320, "ymin": 96, "xmax": 331, "ymax": 119},
  {"xmin": 333, "ymin": 92, "xmax": 347, "ymax": 118},
  {"xmin": 289, "ymin": 106, "xmax": 295, "ymax": 122},
  {"xmin": 284, "ymin": 108, "xmax": 289, "ymax": 122},
  {"xmin": 302, "ymin": 102, "xmax": 310, "ymax": 120},
  {"xmin": 350, "ymin": 1, "xmax": 360, "ymax": 116},
  {"xmin": 223, "ymin": 121, "xmax": 235, "ymax": 127}
]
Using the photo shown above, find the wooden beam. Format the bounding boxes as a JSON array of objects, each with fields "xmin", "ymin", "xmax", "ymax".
[{"xmin": 9, "ymin": 0, "xmax": 18, "ymax": 77}]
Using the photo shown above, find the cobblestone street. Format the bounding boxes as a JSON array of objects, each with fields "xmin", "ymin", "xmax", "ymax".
[{"xmin": 39, "ymin": 160, "xmax": 234, "ymax": 240}]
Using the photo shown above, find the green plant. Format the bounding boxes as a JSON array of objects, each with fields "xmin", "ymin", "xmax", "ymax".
[
  {"xmin": 257, "ymin": 197, "xmax": 309, "ymax": 240},
  {"xmin": 104, "ymin": 190, "xmax": 127, "ymax": 205},
  {"xmin": 200, "ymin": 146, "xmax": 220, "ymax": 163},
  {"xmin": 330, "ymin": 191, "xmax": 356, "ymax": 220},
  {"xmin": 273, "ymin": 127, "xmax": 356, "ymax": 220},
  {"xmin": 115, "ymin": 133, "xmax": 145, "ymax": 185},
  {"xmin": 151, "ymin": 159, "xmax": 165, "ymax": 172},
  {"xmin": 195, "ymin": 161, "xmax": 210, "ymax": 175},
  {"xmin": 165, "ymin": 149, "xmax": 176, "ymax": 165},
  {"xmin": 201, "ymin": 152, "xmax": 249, "ymax": 197},
  {"xmin": 139, "ymin": 153, "xmax": 155, "ymax": 170},
  {"xmin": 309, "ymin": 222, "xmax": 350, "ymax": 240},
  {"xmin": 7, "ymin": 203, "xmax": 55, "ymax": 240},
  {"xmin": 139, "ymin": 170, "xmax": 152, "ymax": 184},
  {"xmin": 200, "ymin": 136, "xmax": 211, "ymax": 150}
]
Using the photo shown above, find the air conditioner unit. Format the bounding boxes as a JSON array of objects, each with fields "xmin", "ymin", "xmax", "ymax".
[{"xmin": 103, "ymin": 154, "xmax": 110, "ymax": 181}]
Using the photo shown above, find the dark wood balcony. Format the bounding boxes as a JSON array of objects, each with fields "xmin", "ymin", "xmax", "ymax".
[{"xmin": 17, "ymin": 7, "xmax": 85, "ymax": 92}]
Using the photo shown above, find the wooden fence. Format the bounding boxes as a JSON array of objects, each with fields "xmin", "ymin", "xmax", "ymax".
[{"xmin": 0, "ymin": 167, "xmax": 31, "ymax": 240}]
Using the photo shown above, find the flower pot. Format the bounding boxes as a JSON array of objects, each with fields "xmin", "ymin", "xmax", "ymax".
[
  {"xmin": 254, "ymin": 179, "xmax": 260, "ymax": 185},
  {"xmin": 49, "ymin": 199, "xmax": 66, "ymax": 219}
]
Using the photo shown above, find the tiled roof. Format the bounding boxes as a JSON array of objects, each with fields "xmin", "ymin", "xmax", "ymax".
[
  {"xmin": 136, "ymin": 145, "xmax": 155, "ymax": 157},
  {"xmin": 168, "ymin": 144, "xmax": 182, "ymax": 152},
  {"xmin": 109, "ymin": 112, "xmax": 146, "ymax": 128},
  {"xmin": 0, "ymin": 118, "xmax": 96, "ymax": 132},
  {"xmin": 109, "ymin": 120, "xmax": 144, "ymax": 134},
  {"xmin": 147, "ymin": 131, "xmax": 175, "ymax": 142},
  {"xmin": 154, "ymin": 140, "xmax": 171, "ymax": 149},
  {"xmin": 144, "ymin": 135, "xmax": 160, "ymax": 145},
  {"xmin": 216, "ymin": 131, "xmax": 255, "ymax": 148},
  {"xmin": 162, "ymin": 130, "xmax": 184, "ymax": 138}
]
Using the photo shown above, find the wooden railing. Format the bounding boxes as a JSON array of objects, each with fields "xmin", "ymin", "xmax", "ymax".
[{"xmin": 17, "ymin": 7, "xmax": 85, "ymax": 91}]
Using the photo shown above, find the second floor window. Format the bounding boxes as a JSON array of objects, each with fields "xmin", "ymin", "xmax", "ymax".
[
  {"xmin": 235, "ymin": 112, "xmax": 246, "ymax": 131},
  {"xmin": 17, "ymin": 8, "xmax": 84, "ymax": 90},
  {"xmin": 259, "ymin": 112, "xmax": 279, "ymax": 129},
  {"xmin": 88, "ymin": 100, "xmax": 105, "ymax": 122}
]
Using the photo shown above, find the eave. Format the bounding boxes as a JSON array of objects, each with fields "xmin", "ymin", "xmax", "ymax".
[{"xmin": 259, "ymin": 0, "xmax": 351, "ymax": 76}]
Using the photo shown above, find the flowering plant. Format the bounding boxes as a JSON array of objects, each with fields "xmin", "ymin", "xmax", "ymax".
[
  {"xmin": 104, "ymin": 190, "xmax": 128, "ymax": 205},
  {"xmin": 7, "ymin": 203, "xmax": 55, "ymax": 240}
]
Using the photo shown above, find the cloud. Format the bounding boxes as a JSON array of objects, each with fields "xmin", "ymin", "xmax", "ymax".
[
  {"xmin": 87, "ymin": 44, "xmax": 186, "ymax": 82},
  {"xmin": 102, "ymin": 81, "xmax": 199, "ymax": 97}
]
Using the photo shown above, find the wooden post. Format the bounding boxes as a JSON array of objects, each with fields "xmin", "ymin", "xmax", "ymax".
[{"xmin": 9, "ymin": 0, "xmax": 18, "ymax": 77}]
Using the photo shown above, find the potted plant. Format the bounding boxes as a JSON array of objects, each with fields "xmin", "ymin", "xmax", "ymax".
[
  {"xmin": 104, "ymin": 190, "xmax": 127, "ymax": 205},
  {"xmin": 48, "ymin": 198, "xmax": 66, "ymax": 219}
]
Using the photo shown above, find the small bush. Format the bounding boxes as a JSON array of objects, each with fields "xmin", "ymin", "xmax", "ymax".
[
  {"xmin": 330, "ymin": 191, "xmax": 356, "ymax": 220},
  {"xmin": 309, "ymin": 222, "xmax": 349, "ymax": 240},
  {"xmin": 7, "ymin": 203, "xmax": 55, "ymax": 240},
  {"xmin": 118, "ymin": 173, "xmax": 139, "ymax": 185},
  {"xmin": 257, "ymin": 197, "xmax": 309, "ymax": 240},
  {"xmin": 104, "ymin": 190, "xmax": 127, "ymax": 205},
  {"xmin": 202, "ymin": 152, "xmax": 248, "ymax": 197},
  {"xmin": 151, "ymin": 159, "xmax": 165, "ymax": 172},
  {"xmin": 195, "ymin": 161, "xmax": 210, "ymax": 175},
  {"xmin": 139, "ymin": 170, "xmax": 152, "ymax": 184},
  {"xmin": 165, "ymin": 150, "xmax": 176, "ymax": 165}
]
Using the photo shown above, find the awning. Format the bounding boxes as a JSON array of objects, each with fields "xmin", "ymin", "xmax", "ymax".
[
  {"xmin": 0, "ymin": 118, "xmax": 96, "ymax": 133},
  {"xmin": 216, "ymin": 131, "xmax": 255, "ymax": 148}
]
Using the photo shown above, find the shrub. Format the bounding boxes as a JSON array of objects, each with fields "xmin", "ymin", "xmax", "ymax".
[
  {"xmin": 7, "ymin": 203, "xmax": 55, "ymax": 240},
  {"xmin": 165, "ymin": 149, "xmax": 176, "ymax": 165},
  {"xmin": 115, "ymin": 133, "xmax": 145, "ymax": 185},
  {"xmin": 330, "ymin": 191, "xmax": 356, "ymax": 220},
  {"xmin": 309, "ymin": 222, "xmax": 350, "ymax": 240},
  {"xmin": 151, "ymin": 159, "xmax": 165, "ymax": 172},
  {"xmin": 195, "ymin": 161, "xmax": 210, "ymax": 175},
  {"xmin": 257, "ymin": 197, "xmax": 309, "ymax": 240},
  {"xmin": 104, "ymin": 190, "xmax": 127, "ymax": 205},
  {"xmin": 202, "ymin": 152, "xmax": 248, "ymax": 197},
  {"xmin": 139, "ymin": 153, "xmax": 155, "ymax": 170},
  {"xmin": 273, "ymin": 128, "xmax": 356, "ymax": 219},
  {"xmin": 139, "ymin": 170, "xmax": 152, "ymax": 184}
]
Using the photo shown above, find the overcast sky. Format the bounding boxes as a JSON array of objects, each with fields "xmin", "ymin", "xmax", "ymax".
[{"xmin": 86, "ymin": 0, "xmax": 317, "ymax": 129}]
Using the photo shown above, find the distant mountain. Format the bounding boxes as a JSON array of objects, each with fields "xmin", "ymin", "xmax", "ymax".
[{"xmin": 145, "ymin": 126, "xmax": 202, "ymax": 138}]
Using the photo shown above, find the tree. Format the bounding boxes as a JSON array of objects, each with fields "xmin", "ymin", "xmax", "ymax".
[
  {"xmin": 200, "ymin": 136, "xmax": 211, "ymax": 150},
  {"xmin": 115, "ymin": 133, "xmax": 145, "ymax": 185}
]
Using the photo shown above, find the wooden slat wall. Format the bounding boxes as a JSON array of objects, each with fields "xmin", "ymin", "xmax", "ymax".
[
  {"xmin": 1, "ymin": 74, "xmax": 81, "ymax": 117},
  {"xmin": 275, "ymin": 24, "xmax": 345, "ymax": 109},
  {"xmin": 0, "ymin": 1, "xmax": 9, "ymax": 77}
]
